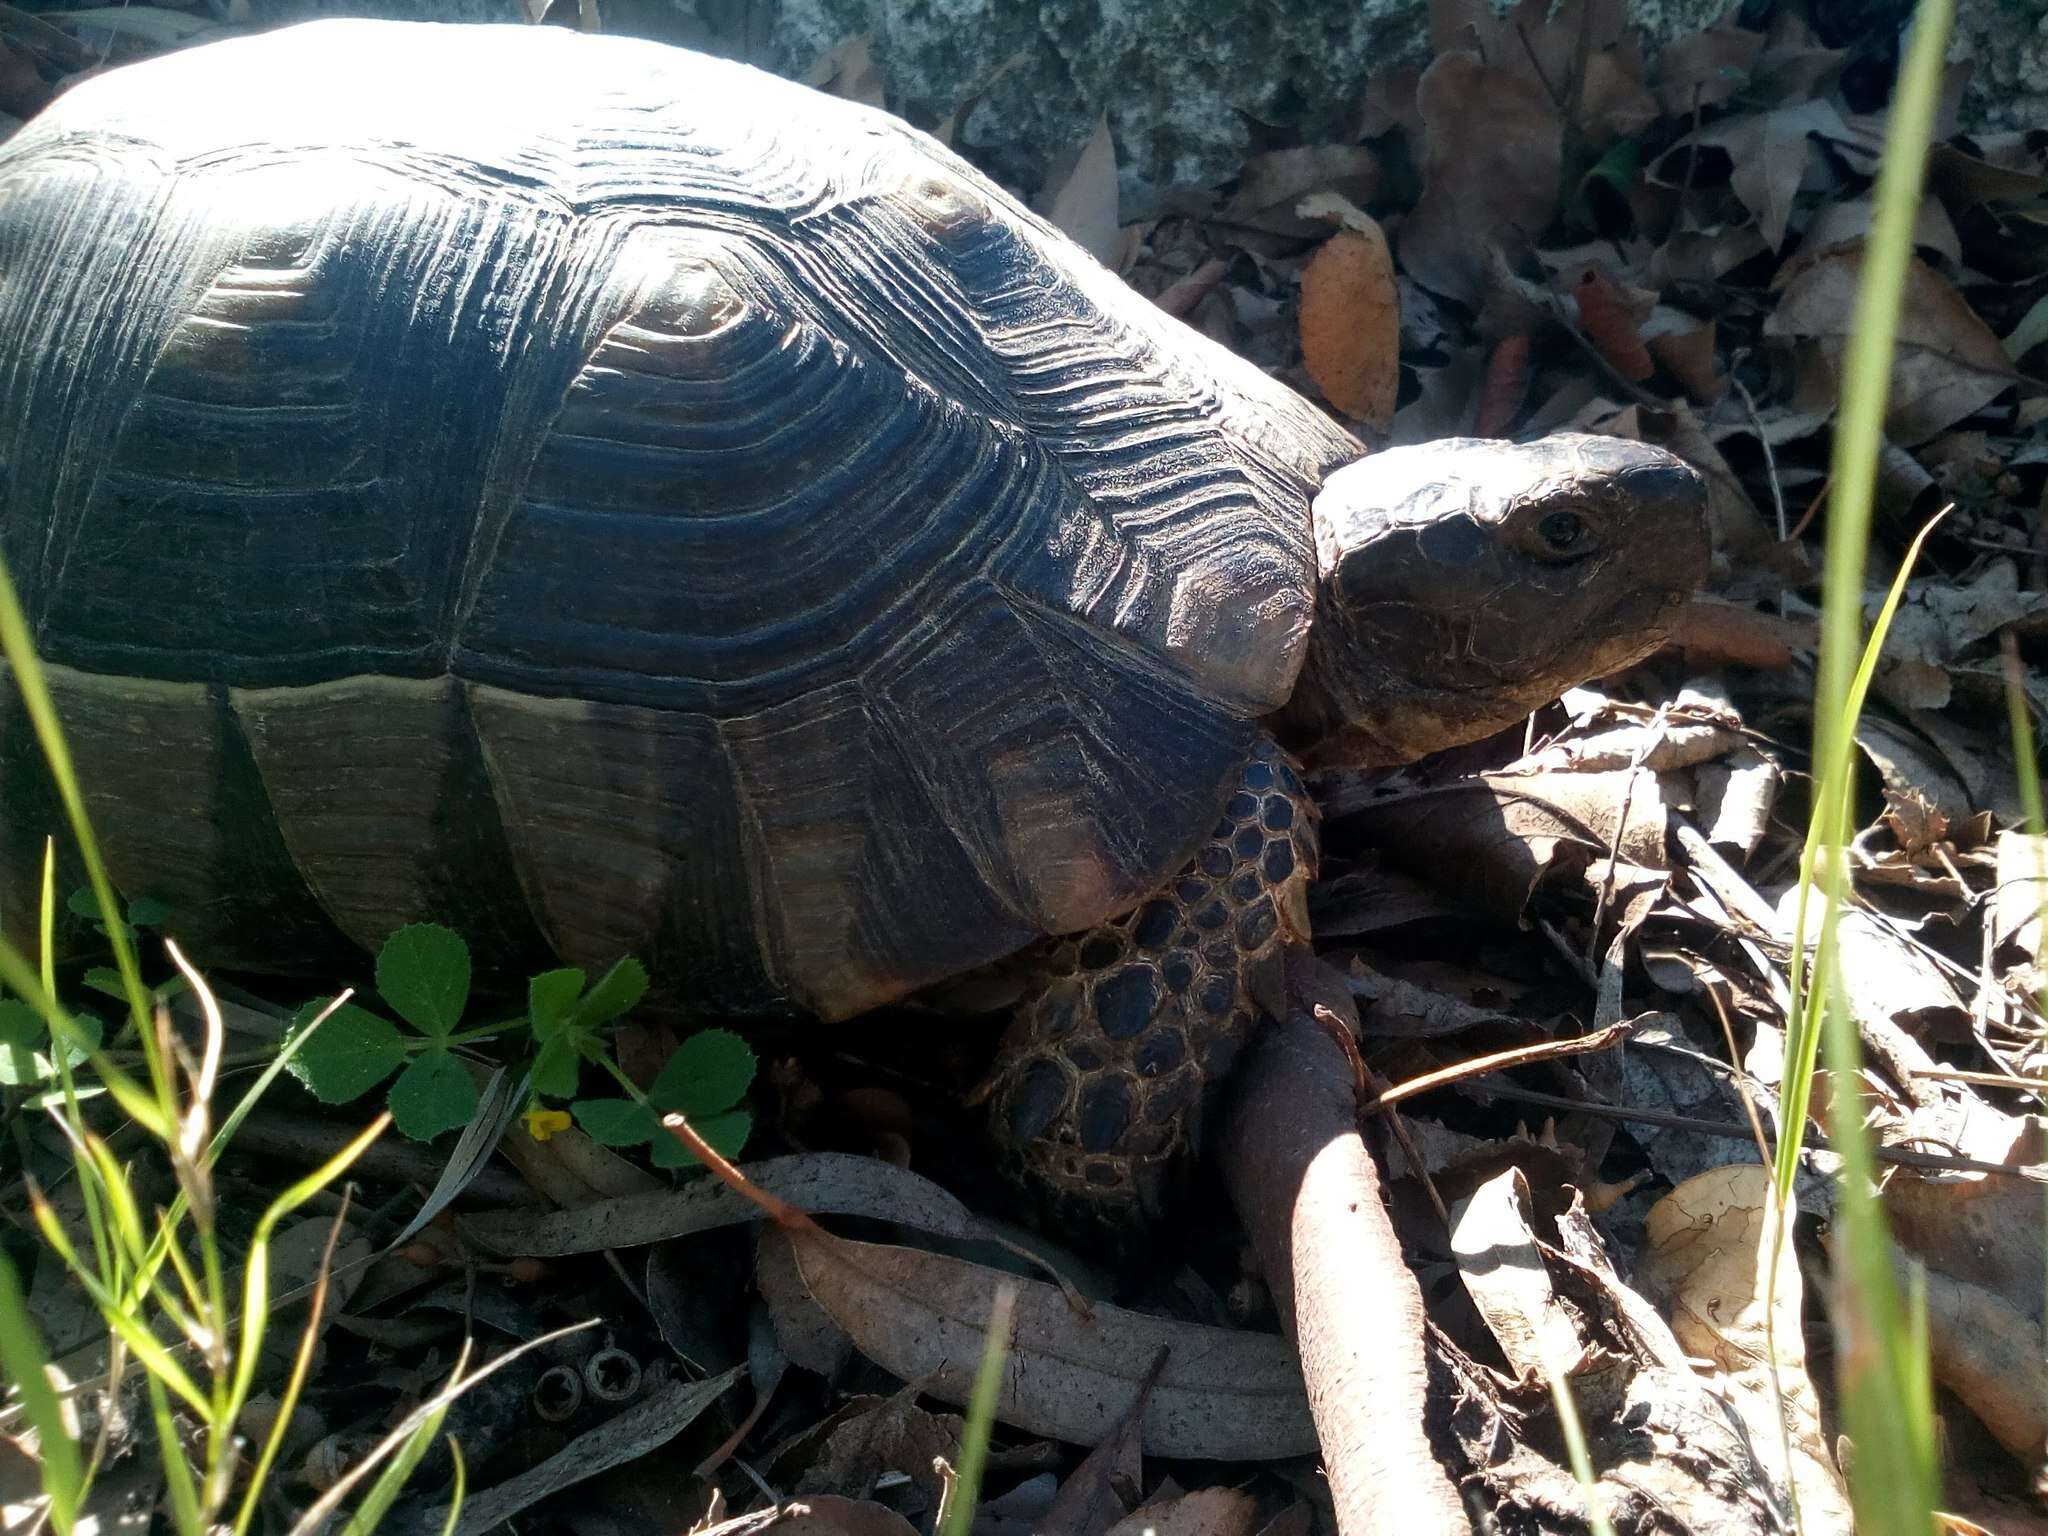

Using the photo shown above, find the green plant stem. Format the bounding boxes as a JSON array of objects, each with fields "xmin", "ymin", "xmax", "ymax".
[{"xmin": 1773, "ymin": 2, "xmax": 1952, "ymax": 1531}]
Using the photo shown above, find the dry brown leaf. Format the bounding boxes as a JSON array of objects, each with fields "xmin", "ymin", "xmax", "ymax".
[
  {"xmin": 1655, "ymin": 25, "xmax": 1764, "ymax": 114},
  {"xmin": 1779, "ymin": 196, "xmax": 1962, "ymax": 288},
  {"xmin": 1570, "ymin": 266, "xmax": 1654, "ymax": 382},
  {"xmin": 1472, "ymin": 333, "xmax": 1530, "ymax": 436},
  {"xmin": 767, "ymin": 1226, "xmax": 1314, "ymax": 1459},
  {"xmin": 1650, "ymin": 224, "xmax": 1775, "ymax": 288},
  {"xmin": 1641, "ymin": 308, "xmax": 1723, "ymax": 402},
  {"xmin": 1224, "ymin": 145, "xmax": 1381, "ymax": 238},
  {"xmin": 1872, "ymin": 1095, "xmax": 2048, "ymax": 1467},
  {"xmin": 1430, "ymin": 0, "xmax": 1627, "ymax": 94},
  {"xmin": 463, "ymin": 1152, "xmax": 1015, "ymax": 1258},
  {"xmin": 1298, "ymin": 224, "xmax": 1397, "ymax": 428},
  {"xmin": 1637, "ymin": 1166, "xmax": 1850, "ymax": 1534},
  {"xmin": 1575, "ymin": 41, "xmax": 1659, "ymax": 145},
  {"xmin": 1307, "ymin": 863, "xmax": 1461, "ymax": 938},
  {"xmin": 1044, "ymin": 113, "xmax": 1120, "ymax": 267},
  {"xmin": 1451, "ymin": 1168, "xmax": 1591, "ymax": 1382},
  {"xmin": 1889, "ymin": 1209, "xmax": 2048, "ymax": 1468},
  {"xmin": 1695, "ymin": 747, "xmax": 1781, "ymax": 859},
  {"xmin": 1690, "ymin": 100, "xmax": 1853, "ymax": 250},
  {"xmin": 1768, "ymin": 253, "xmax": 2018, "ymax": 443},
  {"xmin": 755, "ymin": 1495, "xmax": 920, "ymax": 1535},
  {"xmin": 786, "ymin": 1389, "xmax": 961, "ymax": 1516},
  {"xmin": 1991, "ymin": 829, "xmax": 2048, "ymax": 962},
  {"xmin": 417, "ymin": 1371, "xmax": 743, "ymax": 1536},
  {"xmin": 1335, "ymin": 766, "xmax": 1677, "ymax": 927},
  {"xmin": 1928, "ymin": 140, "xmax": 2048, "ymax": 211},
  {"xmin": 1398, "ymin": 50, "xmax": 1560, "ymax": 307},
  {"xmin": 1345, "ymin": 959, "xmax": 1519, "ymax": 1039},
  {"xmin": 1105, "ymin": 1488, "xmax": 1259, "ymax": 1536},
  {"xmin": 1037, "ymin": 1348, "xmax": 1159, "ymax": 1532},
  {"xmin": 759, "ymin": 1225, "xmax": 856, "ymax": 1376},
  {"xmin": 1669, "ymin": 597, "xmax": 1813, "ymax": 669}
]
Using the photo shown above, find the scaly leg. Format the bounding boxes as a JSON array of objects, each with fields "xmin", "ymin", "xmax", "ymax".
[{"xmin": 982, "ymin": 734, "xmax": 1319, "ymax": 1248}]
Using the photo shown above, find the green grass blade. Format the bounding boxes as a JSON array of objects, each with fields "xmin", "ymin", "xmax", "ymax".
[
  {"xmin": 226, "ymin": 1114, "xmax": 390, "ymax": 1431},
  {"xmin": 0, "ymin": 556, "xmax": 153, "ymax": 1047},
  {"xmin": 1775, "ymin": 505, "xmax": 1950, "ymax": 1199},
  {"xmin": 0, "ymin": 1248, "xmax": 83, "ymax": 1535},
  {"xmin": 0, "ymin": 930, "xmax": 165, "ymax": 1139},
  {"xmin": 938, "ymin": 1282, "xmax": 1015, "ymax": 1536},
  {"xmin": 1771, "ymin": 1, "xmax": 1953, "ymax": 1531},
  {"xmin": 336, "ymin": 1404, "xmax": 458, "ymax": 1536}
]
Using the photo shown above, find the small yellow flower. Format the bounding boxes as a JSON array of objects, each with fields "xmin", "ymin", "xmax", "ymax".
[{"xmin": 524, "ymin": 1106, "xmax": 572, "ymax": 1142}]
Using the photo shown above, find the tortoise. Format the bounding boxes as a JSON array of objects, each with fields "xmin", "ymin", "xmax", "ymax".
[{"xmin": 0, "ymin": 20, "xmax": 1709, "ymax": 1234}]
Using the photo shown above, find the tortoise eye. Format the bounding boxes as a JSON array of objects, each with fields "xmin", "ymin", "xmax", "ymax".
[{"xmin": 1538, "ymin": 510, "xmax": 1587, "ymax": 552}]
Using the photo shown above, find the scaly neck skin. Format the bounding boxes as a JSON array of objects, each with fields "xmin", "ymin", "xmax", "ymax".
[{"xmin": 1276, "ymin": 433, "xmax": 1713, "ymax": 771}]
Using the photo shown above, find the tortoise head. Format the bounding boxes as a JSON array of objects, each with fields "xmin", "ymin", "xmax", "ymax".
[{"xmin": 1280, "ymin": 433, "xmax": 1710, "ymax": 766}]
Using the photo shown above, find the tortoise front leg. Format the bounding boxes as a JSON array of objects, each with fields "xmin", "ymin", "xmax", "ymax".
[{"xmin": 982, "ymin": 734, "xmax": 1319, "ymax": 1250}]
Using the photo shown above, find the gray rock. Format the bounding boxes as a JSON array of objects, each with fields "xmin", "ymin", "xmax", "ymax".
[
  {"xmin": 1950, "ymin": 0, "xmax": 2048, "ymax": 134},
  {"xmin": 764, "ymin": 0, "xmax": 1736, "ymax": 214},
  {"xmin": 236, "ymin": 0, "xmax": 2038, "ymax": 213}
]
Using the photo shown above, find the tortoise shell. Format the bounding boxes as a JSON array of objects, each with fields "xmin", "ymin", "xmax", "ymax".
[{"xmin": 0, "ymin": 21, "xmax": 1357, "ymax": 1019}]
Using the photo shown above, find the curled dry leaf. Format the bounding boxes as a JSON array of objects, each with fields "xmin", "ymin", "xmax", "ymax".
[
  {"xmin": 1451, "ymin": 1168, "xmax": 1590, "ymax": 1383},
  {"xmin": 1694, "ymin": 746, "xmax": 1781, "ymax": 859},
  {"xmin": 782, "ymin": 1387, "xmax": 962, "ymax": 1517},
  {"xmin": 1638, "ymin": 1165, "xmax": 1852, "ymax": 1534},
  {"xmin": 1036, "ymin": 1346, "xmax": 1158, "ymax": 1532},
  {"xmin": 758, "ymin": 1223, "xmax": 856, "ymax": 1376},
  {"xmin": 1682, "ymin": 100, "xmax": 1853, "ymax": 250},
  {"xmin": 1297, "ymin": 223, "xmax": 1398, "ymax": 428},
  {"xmin": 1571, "ymin": 267, "xmax": 1654, "ymax": 382},
  {"xmin": 1641, "ymin": 308, "xmax": 1722, "ymax": 402},
  {"xmin": 1336, "ymin": 767, "xmax": 1677, "ymax": 927},
  {"xmin": 1991, "ymin": 829, "xmax": 2048, "ymax": 962},
  {"xmin": 763, "ymin": 1226, "xmax": 1315, "ymax": 1459},
  {"xmin": 1345, "ymin": 959, "xmax": 1522, "ymax": 1039}
]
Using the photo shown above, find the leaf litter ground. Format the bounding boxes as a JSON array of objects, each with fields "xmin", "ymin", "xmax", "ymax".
[{"xmin": 0, "ymin": 1, "xmax": 2044, "ymax": 1533}]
